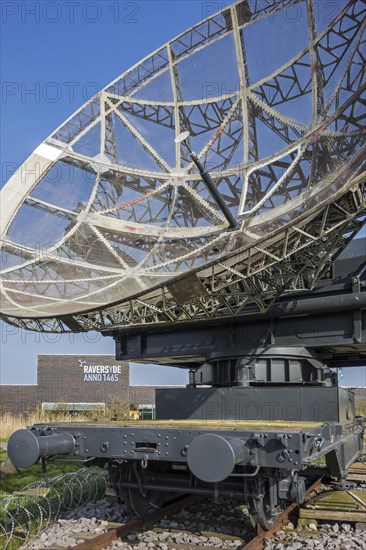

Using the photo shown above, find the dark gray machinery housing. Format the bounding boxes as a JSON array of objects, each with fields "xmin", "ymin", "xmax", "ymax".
[{"xmin": 8, "ymin": 239, "xmax": 365, "ymax": 529}]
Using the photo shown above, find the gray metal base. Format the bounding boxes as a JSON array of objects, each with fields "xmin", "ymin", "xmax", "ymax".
[{"xmin": 155, "ymin": 386, "xmax": 355, "ymax": 423}]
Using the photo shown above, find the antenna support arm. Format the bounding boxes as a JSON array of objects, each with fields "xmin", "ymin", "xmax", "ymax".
[{"xmin": 189, "ymin": 151, "xmax": 239, "ymax": 230}]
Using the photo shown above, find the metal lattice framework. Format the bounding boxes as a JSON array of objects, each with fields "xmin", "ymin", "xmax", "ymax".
[{"xmin": 0, "ymin": 0, "xmax": 365, "ymax": 333}]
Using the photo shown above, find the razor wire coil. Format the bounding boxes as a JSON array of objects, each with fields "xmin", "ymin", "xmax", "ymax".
[{"xmin": 0, "ymin": 467, "xmax": 108, "ymax": 549}]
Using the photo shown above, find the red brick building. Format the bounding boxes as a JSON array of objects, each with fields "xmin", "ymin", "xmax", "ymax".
[{"xmin": 0, "ymin": 355, "xmax": 169, "ymax": 415}]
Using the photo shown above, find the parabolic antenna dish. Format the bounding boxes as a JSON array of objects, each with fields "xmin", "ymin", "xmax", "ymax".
[{"xmin": 0, "ymin": 0, "xmax": 365, "ymax": 333}]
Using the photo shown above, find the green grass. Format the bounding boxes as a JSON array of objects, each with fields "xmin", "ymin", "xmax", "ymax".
[
  {"xmin": 0, "ymin": 537, "xmax": 24, "ymax": 550},
  {"xmin": 0, "ymin": 447, "xmax": 83, "ymax": 497}
]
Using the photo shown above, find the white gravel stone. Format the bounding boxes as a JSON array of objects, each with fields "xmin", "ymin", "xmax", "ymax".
[{"xmin": 22, "ymin": 490, "xmax": 366, "ymax": 550}]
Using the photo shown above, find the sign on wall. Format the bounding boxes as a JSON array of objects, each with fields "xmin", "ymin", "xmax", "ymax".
[{"xmin": 78, "ymin": 360, "xmax": 122, "ymax": 382}]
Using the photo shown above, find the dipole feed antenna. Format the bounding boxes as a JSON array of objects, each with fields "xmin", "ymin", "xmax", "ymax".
[{"xmin": 175, "ymin": 131, "xmax": 239, "ymax": 230}]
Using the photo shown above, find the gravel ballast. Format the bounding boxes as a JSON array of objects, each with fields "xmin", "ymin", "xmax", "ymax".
[
  {"xmin": 264, "ymin": 522, "xmax": 366, "ymax": 550},
  {"xmin": 23, "ymin": 496, "xmax": 366, "ymax": 549}
]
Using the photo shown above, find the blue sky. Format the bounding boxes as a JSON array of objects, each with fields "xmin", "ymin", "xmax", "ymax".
[
  {"xmin": 0, "ymin": 0, "xmax": 365, "ymax": 388},
  {"xmin": 1, "ymin": 0, "xmax": 207, "ymax": 386}
]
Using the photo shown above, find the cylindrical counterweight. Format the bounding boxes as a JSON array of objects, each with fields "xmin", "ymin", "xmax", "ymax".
[
  {"xmin": 8, "ymin": 429, "xmax": 75, "ymax": 468},
  {"xmin": 187, "ymin": 434, "xmax": 249, "ymax": 483}
]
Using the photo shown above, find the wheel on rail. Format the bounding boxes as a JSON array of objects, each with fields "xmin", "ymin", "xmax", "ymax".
[
  {"xmin": 128, "ymin": 486, "xmax": 166, "ymax": 519},
  {"xmin": 248, "ymin": 477, "xmax": 278, "ymax": 531},
  {"xmin": 248, "ymin": 499, "xmax": 276, "ymax": 531},
  {"xmin": 126, "ymin": 462, "xmax": 166, "ymax": 520}
]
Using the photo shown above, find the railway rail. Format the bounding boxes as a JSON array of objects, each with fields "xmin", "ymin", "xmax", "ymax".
[
  {"xmin": 29, "ymin": 466, "xmax": 366, "ymax": 550},
  {"xmin": 244, "ymin": 477, "xmax": 323, "ymax": 550}
]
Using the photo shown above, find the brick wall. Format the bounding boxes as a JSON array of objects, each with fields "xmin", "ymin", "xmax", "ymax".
[
  {"xmin": 38, "ymin": 355, "xmax": 130, "ymax": 404},
  {"xmin": 0, "ymin": 355, "xmax": 184, "ymax": 414},
  {"xmin": 128, "ymin": 386, "xmax": 157, "ymax": 405},
  {"xmin": 0, "ymin": 385, "xmax": 38, "ymax": 414},
  {"xmin": 1, "ymin": 354, "xmax": 130, "ymax": 414}
]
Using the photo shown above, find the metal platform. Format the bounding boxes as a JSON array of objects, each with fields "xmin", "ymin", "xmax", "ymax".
[
  {"xmin": 8, "ymin": 416, "xmax": 361, "ymax": 478},
  {"xmin": 41, "ymin": 419, "xmax": 324, "ymax": 430}
]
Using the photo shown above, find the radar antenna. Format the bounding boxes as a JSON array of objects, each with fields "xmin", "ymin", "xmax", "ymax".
[{"xmin": 0, "ymin": 0, "xmax": 365, "ymax": 333}]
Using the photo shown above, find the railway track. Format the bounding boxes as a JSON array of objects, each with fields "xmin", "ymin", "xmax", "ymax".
[
  {"xmin": 47, "ymin": 494, "xmax": 248, "ymax": 550},
  {"xmin": 243, "ymin": 477, "xmax": 323, "ymax": 550},
  {"xmin": 27, "ymin": 461, "xmax": 366, "ymax": 550}
]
